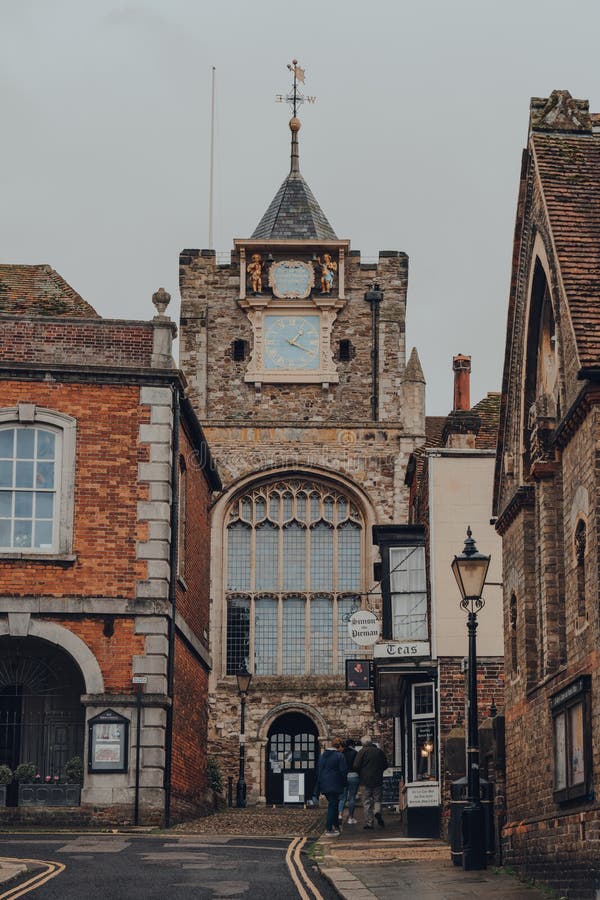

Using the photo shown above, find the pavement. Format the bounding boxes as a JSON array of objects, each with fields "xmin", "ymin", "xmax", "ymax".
[
  {"xmin": 316, "ymin": 811, "xmax": 552, "ymax": 900},
  {"xmin": 0, "ymin": 857, "xmax": 28, "ymax": 887}
]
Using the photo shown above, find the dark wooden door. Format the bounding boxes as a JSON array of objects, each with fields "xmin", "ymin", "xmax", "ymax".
[{"xmin": 266, "ymin": 712, "xmax": 318, "ymax": 805}]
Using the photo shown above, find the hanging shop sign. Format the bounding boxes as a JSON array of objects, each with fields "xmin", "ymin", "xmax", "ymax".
[{"xmin": 348, "ymin": 610, "xmax": 381, "ymax": 646}]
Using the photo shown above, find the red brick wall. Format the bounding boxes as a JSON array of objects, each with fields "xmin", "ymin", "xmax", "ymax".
[
  {"xmin": 0, "ymin": 319, "xmax": 153, "ymax": 366},
  {"xmin": 39, "ymin": 617, "xmax": 145, "ymax": 692},
  {"xmin": 438, "ymin": 656, "xmax": 504, "ymax": 836},
  {"xmin": 176, "ymin": 427, "xmax": 211, "ymax": 643},
  {"xmin": 171, "ymin": 635, "xmax": 209, "ymax": 819},
  {"xmin": 1, "ymin": 380, "xmax": 149, "ymax": 596}
]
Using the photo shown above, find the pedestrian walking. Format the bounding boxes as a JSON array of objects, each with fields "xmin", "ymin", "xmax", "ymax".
[
  {"xmin": 338, "ymin": 739, "xmax": 359, "ymax": 825},
  {"xmin": 353, "ymin": 735, "xmax": 388, "ymax": 830},
  {"xmin": 316, "ymin": 737, "xmax": 348, "ymax": 836}
]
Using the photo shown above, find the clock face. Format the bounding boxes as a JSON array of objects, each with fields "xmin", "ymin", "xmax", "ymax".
[{"xmin": 264, "ymin": 315, "xmax": 320, "ymax": 370}]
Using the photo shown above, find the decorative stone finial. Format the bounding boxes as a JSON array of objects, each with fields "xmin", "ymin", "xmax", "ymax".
[{"xmin": 152, "ymin": 287, "xmax": 171, "ymax": 317}]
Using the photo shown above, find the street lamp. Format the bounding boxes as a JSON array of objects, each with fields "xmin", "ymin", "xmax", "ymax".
[
  {"xmin": 236, "ymin": 664, "xmax": 253, "ymax": 808},
  {"xmin": 451, "ymin": 527, "xmax": 491, "ymax": 871}
]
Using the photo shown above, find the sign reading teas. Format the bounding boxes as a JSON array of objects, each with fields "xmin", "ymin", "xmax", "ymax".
[
  {"xmin": 348, "ymin": 610, "xmax": 380, "ymax": 646},
  {"xmin": 373, "ymin": 641, "xmax": 431, "ymax": 658}
]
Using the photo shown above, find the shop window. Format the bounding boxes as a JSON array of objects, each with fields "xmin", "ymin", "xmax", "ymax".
[
  {"xmin": 550, "ymin": 676, "xmax": 592, "ymax": 803},
  {"xmin": 412, "ymin": 683, "xmax": 436, "ymax": 780}
]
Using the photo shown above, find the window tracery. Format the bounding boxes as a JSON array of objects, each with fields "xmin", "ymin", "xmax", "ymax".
[{"xmin": 225, "ymin": 478, "xmax": 363, "ymax": 675}]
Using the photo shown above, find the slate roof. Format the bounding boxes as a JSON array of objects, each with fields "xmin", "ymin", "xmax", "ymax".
[
  {"xmin": 0, "ymin": 265, "xmax": 99, "ymax": 317},
  {"xmin": 532, "ymin": 131, "xmax": 600, "ymax": 369},
  {"xmin": 251, "ymin": 169, "xmax": 337, "ymax": 241}
]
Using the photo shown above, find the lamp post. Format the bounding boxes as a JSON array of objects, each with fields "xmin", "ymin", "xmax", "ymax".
[
  {"xmin": 235, "ymin": 665, "xmax": 253, "ymax": 808},
  {"xmin": 451, "ymin": 527, "xmax": 491, "ymax": 871}
]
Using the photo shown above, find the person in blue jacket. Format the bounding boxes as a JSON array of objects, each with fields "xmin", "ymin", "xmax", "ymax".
[{"xmin": 315, "ymin": 737, "xmax": 347, "ymax": 836}]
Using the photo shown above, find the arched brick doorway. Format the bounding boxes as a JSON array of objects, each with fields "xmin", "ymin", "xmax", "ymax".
[
  {"xmin": 265, "ymin": 711, "xmax": 319, "ymax": 805},
  {"xmin": 0, "ymin": 636, "xmax": 85, "ymax": 803}
]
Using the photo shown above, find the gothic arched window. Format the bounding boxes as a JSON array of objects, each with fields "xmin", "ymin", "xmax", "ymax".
[{"xmin": 225, "ymin": 479, "xmax": 363, "ymax": 676}]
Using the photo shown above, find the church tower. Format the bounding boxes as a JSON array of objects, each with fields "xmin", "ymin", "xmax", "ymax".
[{"xmin": 179, "ymin": 62, "xmax": 425, "ymax": 804}]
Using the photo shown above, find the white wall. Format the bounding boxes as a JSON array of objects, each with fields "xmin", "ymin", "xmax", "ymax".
[{"xmin": 429, "ymin": 452, "xmax": 503, "ymax": 658}]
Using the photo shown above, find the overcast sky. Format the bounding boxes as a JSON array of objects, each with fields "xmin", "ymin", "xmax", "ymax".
[{"xmin": 2, "ymin": 0, "xmax": 599, "ymax": 414}]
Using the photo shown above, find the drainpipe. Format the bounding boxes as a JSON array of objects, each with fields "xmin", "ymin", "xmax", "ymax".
[
  {"xmin": 164, "ymin": 383, "xmax": 180, "ymax": 828},
  {"xmin": 364, "ymin": 284, "xmax": 384, "ymax": 421}
]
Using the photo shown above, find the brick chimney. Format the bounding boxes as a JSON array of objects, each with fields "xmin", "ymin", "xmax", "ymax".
[{"xmin": 453, "ymin": 354, "xmax": 471, "ymax": 411}]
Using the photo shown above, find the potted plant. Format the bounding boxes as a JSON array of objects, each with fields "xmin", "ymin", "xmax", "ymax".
[
  {"xmin": 16, "ymin": 760, "xmax": 82, "ymax": 807},
  {"xmin": 0, "ymin": 765, "xmax": 12, "ymax": 806}
]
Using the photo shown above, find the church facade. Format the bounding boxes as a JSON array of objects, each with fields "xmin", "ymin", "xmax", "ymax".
[{"xmin": 179, "ymin": 76, "xmax": 426, "ymax": 804}]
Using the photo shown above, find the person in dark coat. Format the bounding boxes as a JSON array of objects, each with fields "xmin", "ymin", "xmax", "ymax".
[
  {"xmin": 353, "ymin": 735, "xmax": 389, "ymax": 829},
  {"xmin": 316, "ymin": 737, "xmax": 347, "ymax": 836},
  {"xmin": 338, "ymin": 739, "xmax": 359, "ymax": 825}
]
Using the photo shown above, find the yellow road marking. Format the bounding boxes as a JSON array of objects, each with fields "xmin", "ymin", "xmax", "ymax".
[
  {"xmin": 0, "ymin": 857, "xmax": 65, "ymax": 899},
  {"xmin": 286, "ymin": 837, "xmax": 311, "ymax": 900},
  {"xmin": 285, "ymin": 837, "xmax": 324, "ymax": 900}
]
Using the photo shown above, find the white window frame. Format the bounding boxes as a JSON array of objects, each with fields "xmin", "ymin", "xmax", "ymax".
[
  {"xmin": 389, "ymin": 545, "xmax": 428, "ymax": 641},
  {"xmin": 0, "ymin": 405, "xmax": 76, "ymax": 558}
]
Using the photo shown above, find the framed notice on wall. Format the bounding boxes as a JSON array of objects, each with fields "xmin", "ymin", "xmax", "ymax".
[
  {"xmin": 345, "ymin": 659, "xmax": 374, "ymax": 691},
  {"xmin": 283, "ymin": 772, "xmax": 305, "ymax": 803},
  {"xmin": 88, "ymin": 709, "xmax": 129, "ymax": 773}
]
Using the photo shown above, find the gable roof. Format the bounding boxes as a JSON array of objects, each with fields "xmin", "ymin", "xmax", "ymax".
[{"xmin": 0, "ymin": 265, "xmax": 99, "ymax": 318}]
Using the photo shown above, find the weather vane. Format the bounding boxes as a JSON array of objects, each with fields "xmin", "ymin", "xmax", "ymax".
[{"xmin": 276, "ymin": 59, "xmax": 316, "ymax": 116}]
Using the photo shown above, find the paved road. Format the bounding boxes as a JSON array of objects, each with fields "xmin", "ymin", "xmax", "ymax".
[{"xmin": 0, "ymin": 832, "xmax": 337, "ymax": 900}]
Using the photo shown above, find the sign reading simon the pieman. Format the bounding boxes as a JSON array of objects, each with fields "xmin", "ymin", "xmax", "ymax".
[{"xmin": 348, "ymin": 610, "xmax": 380, "ymax": 646}]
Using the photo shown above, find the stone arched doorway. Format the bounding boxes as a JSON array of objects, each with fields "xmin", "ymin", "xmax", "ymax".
[
  {"xmin": 265, "ymin": 711, "xmax": 319, "ymax": 805},
  {"xmin": 0, "ymin": 636, "xmax": 85, "ymax": 803}
]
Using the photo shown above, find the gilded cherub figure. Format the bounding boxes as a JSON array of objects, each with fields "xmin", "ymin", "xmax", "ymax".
[
  {"xmin": 247, "ymin": 254, "xmax": 263, "ymax": 295},
  {"xmin": 317, "ymin": 253, "xmax": 337, "ymax": 293}
]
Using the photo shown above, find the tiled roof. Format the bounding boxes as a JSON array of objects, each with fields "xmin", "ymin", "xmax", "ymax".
[
  {"xmin": 251, "ymin": 170, "xmax": 337, "ymax": 241},
  {"xmin": 471, "ymin": 392, "xmax": 501, "ymax": 449},
  {"xmin": 532, "ymin": 131, "xmax": 600, "ymax": 369},
  {"xmin": 0, "ymin": 265, "xmax": 98, "ymax": 317},
  {"xmin": 425, "ymin": 416, "xmax": 447, "ymax": 447}
]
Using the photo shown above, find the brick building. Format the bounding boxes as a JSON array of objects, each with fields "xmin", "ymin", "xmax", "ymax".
[
  {"xmin": 374, "ymin": 357, "xmax": 503, "ymax": 840},
  {"xmin": 0, "ymin": 265, "xmax": 220, "ymax": 824},
  {"xmin": 179, "ymin": 100, "xmax": 426, "ymax": 804},
  {"xmin": 494, "ymin": 91, "xmax": 600, "ymax": 897}
]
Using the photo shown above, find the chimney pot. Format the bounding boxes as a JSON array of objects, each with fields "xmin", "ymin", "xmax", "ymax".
[{"xmin": 453, "ymin": 354, "xmax": 471, "ymax": 411}]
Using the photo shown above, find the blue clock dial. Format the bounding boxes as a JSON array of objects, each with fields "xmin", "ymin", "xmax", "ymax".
[{"xmin": 264, "ymin": 315, "xmax": 320, "ymax": 370}]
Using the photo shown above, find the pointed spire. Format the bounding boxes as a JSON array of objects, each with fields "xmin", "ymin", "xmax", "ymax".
[
  {"xmin": 403, "ymin": 347, "xmax": 426, "ymax": 383},
  {"xmin": 250, "ymin": 61, "xmax": 337, "ymax": 241}
]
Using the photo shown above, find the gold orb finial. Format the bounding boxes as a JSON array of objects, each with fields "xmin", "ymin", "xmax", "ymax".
[{"xmin": 289, "ymin": 116, "xmax": 301, "ymax": 132}]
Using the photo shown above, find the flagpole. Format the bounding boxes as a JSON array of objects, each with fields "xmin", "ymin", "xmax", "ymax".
[{"xmin": 208, "ymin": 66, "xmax": 216, "ymax": 250}]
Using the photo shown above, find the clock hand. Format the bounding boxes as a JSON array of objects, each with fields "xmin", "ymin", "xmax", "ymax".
[{"xmin": 287, "ymin": 341, "xmax": 314, "ymax": 354}]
